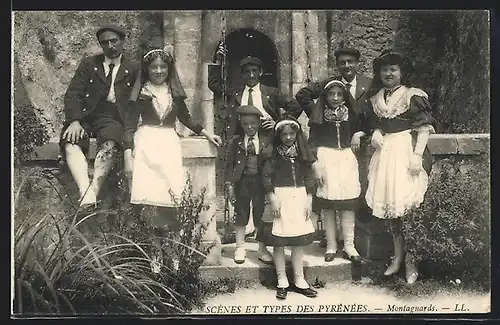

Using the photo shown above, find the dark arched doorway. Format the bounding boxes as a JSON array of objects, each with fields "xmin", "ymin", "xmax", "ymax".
[
  {"xmin": 212, "ymin": 28, "xmax": 280, "ymax": 199},
  {"xmin": 219, "ymin": 28, "xmax": 279, "ymax": 88}
]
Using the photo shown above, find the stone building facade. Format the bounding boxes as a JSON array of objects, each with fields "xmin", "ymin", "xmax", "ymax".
[
  {"xmin": 13, "ymin": 10, "xmax": 400, "ymax": 199},
  {"xmin": 13, "ymin": 10, "xmax": 401, "ymax": 137},
  {"xmin": 13, "ymin": 10, "xmax": 490, "ymax": 266}
]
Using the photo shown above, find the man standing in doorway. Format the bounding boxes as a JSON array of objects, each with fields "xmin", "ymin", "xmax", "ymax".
[
  {"xmin": 296, "ymin": 47, "xmax": 373, "ymax": 250},
  {"xmin": 208, "ymin": 42, "xmax": 302, "ymax": 263},
  {"xmin": 209, "ymin": 41, "xmax": 303, "ymax": 139},
  {"xmin": 60, "ymin": 24, "xmax": 138, "ymax": 208}
]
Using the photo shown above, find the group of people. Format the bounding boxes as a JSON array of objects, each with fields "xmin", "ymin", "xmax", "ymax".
[{"xmin": 60, "ymin": 24, "xmax": 436, "ymax": 301}]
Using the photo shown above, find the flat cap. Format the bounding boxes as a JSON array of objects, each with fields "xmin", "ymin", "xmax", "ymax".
[
  {"xmin": 334, "ymin": 48, "xmax": 361, "ymax": 60},
  {"xmin": 96, "ymin": 24, "xmax": 126, "ymax": 39},
  {"xmin": 239, "ymin": 56, "xmax": 262, "ymax": 68},
  {"xmin": 236, "ymin": 105, "xmax": 264, "ymax": 117}
]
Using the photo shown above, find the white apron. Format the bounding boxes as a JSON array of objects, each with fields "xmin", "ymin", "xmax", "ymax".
[
  {"xmin": 316, "ymin": 146, "xmax": 361, "ymax": 201},
  {"xmin": 130, "ymin": 125, "xmax": 185, "ymax": 207},
  {"xmin": 365, "ymin": 130, "xmax": 428, "ymax": 219},
  {"xmin": 272, "ymin": 187, "xmax": 316, "ymax": 237}
]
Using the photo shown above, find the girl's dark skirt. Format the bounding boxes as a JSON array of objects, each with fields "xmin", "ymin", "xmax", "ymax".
[
  {"xmin": 257, "ymin": 221, "xmax": 315, "ymax": 247},
  {"xmin": 314, "ymin": 196, "xmax": 361, "ymax": 212}
]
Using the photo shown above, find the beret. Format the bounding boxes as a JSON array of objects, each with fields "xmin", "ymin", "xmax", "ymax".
[
  {"xmin": 236, "ymin": 105, "xmax": 264, "ymax": 117},
  {"xmin": 334, "ymin": 48, "xmax": 361, "ymax": 60},
  {"xmin": 239, "ymin": 56, "xmax": 262, "ymax": 68},
  {"xmin": 96, "ymin": 24, "xmax": 126, "ymax": 39}
]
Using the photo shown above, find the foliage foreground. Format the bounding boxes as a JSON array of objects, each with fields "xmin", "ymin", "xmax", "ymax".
[{"xmin": 13, "ymin": 167, "xmax": 220, "ymax": 316}]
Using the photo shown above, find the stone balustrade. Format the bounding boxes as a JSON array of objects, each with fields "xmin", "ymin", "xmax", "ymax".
[{"xmin": 27, "ymin": 133, "xmax": 490, "ymax": 162}]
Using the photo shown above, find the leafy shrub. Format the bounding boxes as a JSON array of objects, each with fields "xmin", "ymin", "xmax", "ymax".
[
  {"xmin": 13, "ymin": 167, "xmax": 216, "ymax": 315},
  {"xmin": 401, "ymin": 155, "xmax": 490, "ymax": 290}
]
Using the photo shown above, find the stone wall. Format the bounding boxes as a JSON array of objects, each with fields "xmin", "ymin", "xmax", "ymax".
[
  {"xmin": 13, "ymin": 11, "xmax": 163, "ymax": 138},
  {"xmin": 16, "ymin": 134, "xmax": 490, "ymax": 266},
  {"xmin": 326, "ymin": 10, "xmax": 400, "ymax": 77}
]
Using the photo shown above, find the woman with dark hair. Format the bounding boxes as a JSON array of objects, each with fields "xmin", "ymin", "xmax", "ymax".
[
  {"xmin": 123, "ymin": 48, "xmax": 222, "ymax": 273},
  {"xmin": 258, "ymin": 115, "xmax": 318, "ymax": 300},
  {"xmin": 307, "ymin": 80, "xmax": 366, "ymax": 265},
  {"xmin": 362, "ymin": 49, "xmax": 436, "ymax": 284}
]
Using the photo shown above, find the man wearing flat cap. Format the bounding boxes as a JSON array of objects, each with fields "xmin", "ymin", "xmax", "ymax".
[
  {"xmin": 296, "ymin": 46, "xmax": 373, "ymax": 249},
  {"xmin": 209, "ymin": 44, "xmax": 303, "ymax": 140},
  {"xmin": 60, "ymin": 24, "xmax": 139, "ymax": 207},
  {"xmin": 209, "ymin": 45, "xmax": 303, "ymax": 243}
]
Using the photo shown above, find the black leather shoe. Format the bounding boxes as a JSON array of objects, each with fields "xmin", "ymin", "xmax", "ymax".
[
  {"xmin": 324, "ymin": 252, "xmax": 337, "ymax": 262},
  {"xmin": 319, "ymin": 239, "xmax": 343, "ymax": 249},
  {"xmin": 276, "ymin": 287, "xmax": 288, "ymax": 300},
  {"xmin": 307, "ymin": 287, "xmax": 318, "ymax": 295},
  {"xmin": 78, "ymin": 203, "xmax": 97, "ymax": 215},
  {"xmin": 293, "ymin": 286, "xmax": 318, "ymax": 298},
  {"xmin": 343, "ymin": 251, "xmax": 367, "ymax": 265}
]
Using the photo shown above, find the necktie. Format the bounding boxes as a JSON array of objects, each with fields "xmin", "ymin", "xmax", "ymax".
[
  {"xmin": 247, "ymin": 88, "xmax": 254, "ymax": 106},
  {"xmin": 107, "ymin": 63, "xmax": 115, "ymax": 85},
  {"xmin": 106, "ymin": 63, "xmax": 116, "ymax": 102},
  {"xmin": 247, "ymin": 136, "xmax": 256, "ymax": 155},
  {"xmin": 345, "ymin": 83, "xmax": 355, "ymax": 108},
  {"xmin": 345, "ymin": 83, "xmax": 353, "ymax": 97}
]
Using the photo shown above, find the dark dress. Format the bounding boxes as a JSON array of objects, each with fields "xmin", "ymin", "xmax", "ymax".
[
  {"xmin": 256, "ymin": 147, "xmax": 317, "ymax": 247},
  {"xmin": 308, "ymin": 105, "xmax": 363, "ymax": 212}
]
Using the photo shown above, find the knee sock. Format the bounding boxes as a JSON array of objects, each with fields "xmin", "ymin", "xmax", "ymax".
[
  {"xmin": 323, "ymin": 209, "xmax": 338, "ymax": 253},
  {"xmin": 341, "ymin": 210, "xmax": 360, "ymax": 256},
  {"xmin": 291, "ymin": 246, "xmax": 309, "ymax": 289},
  {"xmin": 235, "ymin": 226, "xmax": 246, "ymax": 248},
  {"xmin": 274, "ymin": 246, "xmax": 289, "ymax": 288},
  {"xmin": 65, "ymin": 144, "xmax": 91, "ymax": 196},
  {"xmin": 92, "ymin": 140, "xmax": 117, "ymax": 197}
]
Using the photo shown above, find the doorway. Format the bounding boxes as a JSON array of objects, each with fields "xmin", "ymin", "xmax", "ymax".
[
  {"xmin": 220, "ymin": 28, "xmax": 279, "ymax": 88},
  {"xmin": 213, "ymin": 28, "xmax": 280, "ymax": 197}
]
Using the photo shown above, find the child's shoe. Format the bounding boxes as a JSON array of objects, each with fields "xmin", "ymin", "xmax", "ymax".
[
  {"xmin": 258, "ymin": 248, "xmax": 274, "ymax": 265},
  {"xmin": 234, "ymin": 246, "xmax": 246, "ymax": 264}
]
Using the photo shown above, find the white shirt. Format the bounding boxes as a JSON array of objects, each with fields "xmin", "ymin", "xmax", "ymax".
[
  {"xmin": 103, "ymin": 54, "xmax": 122, "ymax": 103},
  {"xmin": 244, "ymin": 132, "xmax": 259, "ymax": 154},
  {"xmin": 342, "ymin": 75, "xmax": 357, "ymax": 99},
  {"xmin": 241, "ymin": 83, "xmax": 272, "ymax": 119}
]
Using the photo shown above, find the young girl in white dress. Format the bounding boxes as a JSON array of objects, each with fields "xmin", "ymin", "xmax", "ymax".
[
  {"xmin": 362, "ymin": 50, "xmax": 436, "ymax": 284},
  {"xmin": 307, "ymin": 80, "xmax": 366, "ymax": 265},
  {"xmin": 123, "ymin": 48, "xmax": 221, "ymax": 273},
  {"xmin": 259, "ymin": 115, "xmax": 318, "ymax": 300}
]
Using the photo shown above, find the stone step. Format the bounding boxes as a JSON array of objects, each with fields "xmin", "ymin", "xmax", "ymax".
[{"xmin": 200, "ymin": 241, "xmax": 353, "ymax": 287}]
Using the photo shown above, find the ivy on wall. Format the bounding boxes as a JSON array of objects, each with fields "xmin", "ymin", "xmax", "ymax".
[
  {"xmin": 394, "ymin": 10, "xmax": 490, "ymax": 133},
  {"xmin": 13, "ymin": 58, "xmax": 49, "ymax": 164},
  {"xmin": 327, "ymin": 10, "xmax": 489, "ymax": 134}
]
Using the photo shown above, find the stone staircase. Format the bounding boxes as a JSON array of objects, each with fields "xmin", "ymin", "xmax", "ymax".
[
  {"xmin": 199, "ymin": 240, "xmax": 352, "ymax": 288},
  {"xmin": 200, "ymin": 216, "xmax": 394, "ymax": 287}
]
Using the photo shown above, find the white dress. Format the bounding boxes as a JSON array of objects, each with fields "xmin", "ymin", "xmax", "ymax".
[
  {"xmin": 130, "ymin": 83, "xmax": 186, "ymax": 207},
  {"xmin": 365, "ymin": 86, "xmax": 435, "ymax": 219}
]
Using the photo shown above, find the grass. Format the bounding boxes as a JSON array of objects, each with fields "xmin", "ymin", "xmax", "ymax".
[
  {"xmin": 12, "ymin": 166, "xmax": 219, "ymax": 316},
  {"xmin": 363, "ymin": 260, "xmax": 490, "ymax": 300}
]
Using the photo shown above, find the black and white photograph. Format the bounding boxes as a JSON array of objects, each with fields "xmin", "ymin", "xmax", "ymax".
[{"xmin": 11, "ymin": 9, "xmax": 491, "ymax": 316}]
